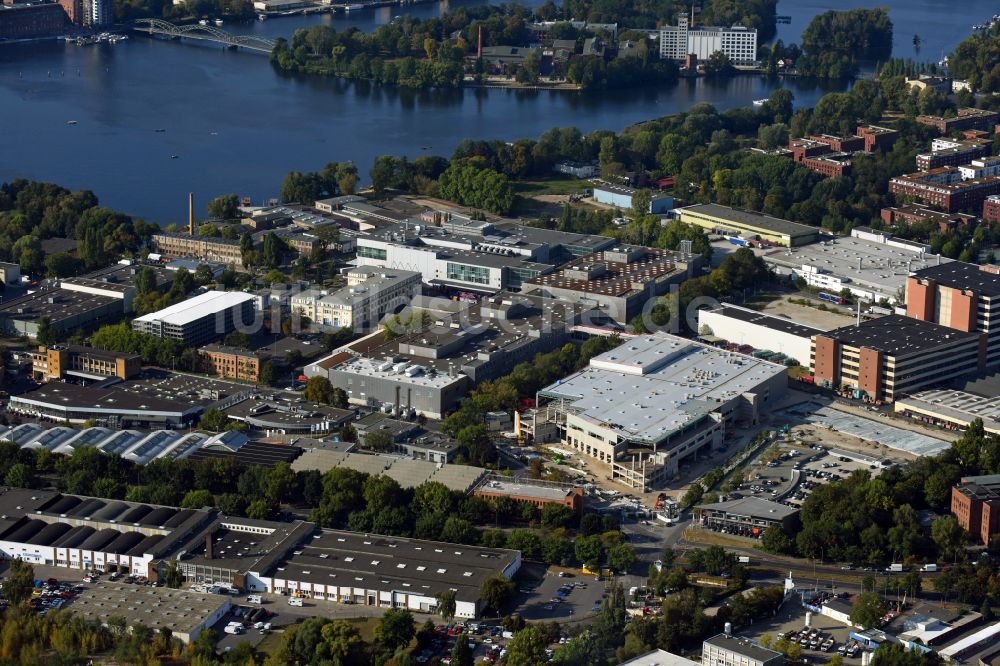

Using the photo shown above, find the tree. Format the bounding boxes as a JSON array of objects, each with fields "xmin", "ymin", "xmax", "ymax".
[
  {"xmin": 180, "ymin": 489, "xmax": 214, "ymax": 509},
  {"xmin": 135, "ymin": 266, "xmax": 158, "ymax": 295},
  {"xmin": 450, "ymin": 636, "xmax": 475, "ymax": 666},
  {"xmin": 44, "ymin": 251, "xmax": 79, "ymax": 278},
  {"xmin": 363, "ymin": 429, "xmax": 395, "ymax": 452},
  {"xmin": 440, "ymin": 517, "xmax": 478, "ymax": 544},
  {"xmin": 4, "ymin": 558, "xmax": 34, "ymax": 605},
  {"xmin": 207, "ymin": 194, "xmax": 239, "ymax": 220},
  {"xmin": 199, "ymin": 407, "xmax": 229, "ymax": 432},
  {"xmin": 870, "ymin": 642, "xmax": 944, "ymax": 666},
  {"xmin": 436, "ymin": 588, "xmax": 457, "ymax": 623},
  {"xmin": 36, "ymin": 315, "xmax": 58, "ymax": 345},
  {"xmin": 931, "ymin": 515, "xmax": 966, "ymax": 560},
  {"xmin": 4, "ymin": 463, "xmax": 34, "ymax": 489},
  {"xmin": 505, "ymin": 626, "xmax": 549, "ymax": 666},
  {"xmin": 304, "ymin": 376, "xmax": 334, "ymax": 404},
  {"xmin": 575, "ymin": 535, "xmax": 603, "ymax": 568},
  {"xmin": 850, "ymin": 591, "xmax": 887, "ymax": 629},
  {"xmin": 375, "ymin": 608, "xmax": 415, "ymax": 654},
  {"xmin": 321, "ymin": 620, "xmax": 366, "ymax": 665},
  {"xmin": 479, "ymin": 574, "xmax": 514, "ymax": 615},
  {"xmin": 608, "ymin": 543, "xmax": 637, "ymax": 573},
  {"xmin": 163, "ymin": 560, "xmax": 183, "ymax": 588}
]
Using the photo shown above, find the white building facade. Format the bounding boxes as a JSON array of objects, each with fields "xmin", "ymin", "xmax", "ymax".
[{"xmin": 659, "ymin": 16, "xmax": 757, "ymax": 64}]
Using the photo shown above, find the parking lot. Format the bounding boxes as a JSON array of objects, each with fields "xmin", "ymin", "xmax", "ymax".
[
  {"xmin": 742, "ymin": 599, "xmax": 864, "ymax": 665},
  {"xmin": 514, "ymin": 567, "xmax": 608, "ymax": 622}
]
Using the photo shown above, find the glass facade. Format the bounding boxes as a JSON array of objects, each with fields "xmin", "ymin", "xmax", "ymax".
[
  {"xmin": 446, "ymin": 262, "xmax": 491, "ymax": 285},
  {"xmin": 358, "ymin": 246, "xmax": 387, "ymax": 260},
  {"xmin": 506, "ymin": 266, "xmax": 541, "ymax": 290}
]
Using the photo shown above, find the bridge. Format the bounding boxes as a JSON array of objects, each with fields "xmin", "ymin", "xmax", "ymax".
[{"xmin": 132, "ymin": 19, "xmax": 277, "ymax": 53}]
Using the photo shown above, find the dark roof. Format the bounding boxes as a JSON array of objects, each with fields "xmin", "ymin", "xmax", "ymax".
[
  {"xmin": 52, "ymin": 525, "xmax": 95, "ymax": 548},
  {"xmin": 822, "ymin": 314, "xmax": 980, "ymax": 356},
  {"xmin": 710, "ymin": 305, "xmax": 825, "ymax": 338},
  {"xmin": 703, "ymin": 633, "xmax": 783, "ymax": 662},
  {"xmin": 185, "ymin": 441, "xmax": 302, "ymax": 468},
  {"xmin": 680, "ymin": 203, "xmax": 818, "ymax": 238},
  {"xmin": 119, "ymin": 506, "xmax": 152, "ymax": 524},
  {"xmin": 26, "ymin": 522, "xmax": 71, "ymax": 546},
  {"xmin": 78, "ymin": 528, "xmax": 121, "ymax": 552},
  {"xmin": 11, "ymin": 383, "xmax": 193, "ymax": 416},
  {"xmin": 911, "ymin": 261, "xmax": 1000, "ymax": 298}
]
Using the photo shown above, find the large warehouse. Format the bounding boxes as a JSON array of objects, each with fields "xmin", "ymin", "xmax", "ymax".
[
  {"xmin": 698, "ymin": 304, "xmax": 824, "ymax": 366},
  {"xmin": 535, "ymin": 332, "xmax": 788, "ymax": 489},
  {"xmin": 677, "ymin": 204, "xmax": 820, "ymax": 248},
  {"xmin": 132, "ymin": 290, "xmax": 258, "ymax": 346}
]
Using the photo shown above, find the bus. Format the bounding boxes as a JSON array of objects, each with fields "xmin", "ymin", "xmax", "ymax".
[{"xmin": 817, "ymin": 292, "xmax": 845, "ymax": 305}]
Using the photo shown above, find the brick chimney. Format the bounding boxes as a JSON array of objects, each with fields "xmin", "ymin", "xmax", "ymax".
[{"xmin": 477, "ymin": 25, "xmax": 482, "ymax": 58}]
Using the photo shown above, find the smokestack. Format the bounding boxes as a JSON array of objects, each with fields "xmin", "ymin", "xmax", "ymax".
[
  {"xmin": 477, "ymin": 25, "xmax": 482, "ymax": 58},
  {"xmin": 188, "ymin": 192, "xmax": 195, "ymax": 235}
]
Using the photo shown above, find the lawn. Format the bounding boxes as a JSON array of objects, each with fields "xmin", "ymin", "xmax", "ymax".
[{"xmin": 513, "ymin": 175, "xmax": 591, "ymax": 197}]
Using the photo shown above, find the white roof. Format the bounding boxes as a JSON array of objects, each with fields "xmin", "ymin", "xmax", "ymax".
[
  {"xmin": 620, "ymin": 650, "xmax": 699, "ymax": 666},
  {"xmin": 134, "ymin": 290, "xmax": 256, "ymax": 326}
]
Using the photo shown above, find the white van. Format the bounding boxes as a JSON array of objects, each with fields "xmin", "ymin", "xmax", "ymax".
[
  {"xmin": 288, "ymin": 597, "xmax": 304, "ymax": 606},
  {"xmin": 246, "ymin": 595, "xmax": 262, "ymax": 605}
]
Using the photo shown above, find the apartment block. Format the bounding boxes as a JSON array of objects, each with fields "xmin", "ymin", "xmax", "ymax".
[
  {"xmin": 31, "ymin": 345, "xmax": 141, "ymax": 382},
  {"xmin": 802, "ymin": 152, "xmax": 852, "ymax": 178},
  {"xmin": 889, "ymin": 168, "xmax": 1000, "ymax": 213},
  {"xmin": 856, "ymin": 125, "xmax": 899, "ymax": 153},
  {"xmin": 915, "ymin": 138, "xmax": 990, "ymax": 171},
  {"xmin": 984, "ymin": 195, "xmax": 1000, "ymax": 223},
  {"xmin": 197, "ymin": 344, "xmax": 263, "ymax": 382},
  {"xmin": 880, "ymin": 204, "xmax": 977, "ymax": 232},
  {"xmin": 809, "ymin": 134, "xmax": 864, "ymax": 153},
  {"xmin": 951, "ymin": 475, "xmax": 1000, "ymax": 546},
  {"xmin": 916, "ymin": 108, "xmax": 999, "ymax": 134}
]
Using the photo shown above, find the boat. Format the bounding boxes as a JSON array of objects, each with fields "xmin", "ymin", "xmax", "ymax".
[
  {"xmin": 199, "ymin": 19, "xmax": 208, "ymax": 25},
  {"xmin": 258, "ymin": 13, "xmax": 267, "ymax": 19},
  {"xmin": 752, "ymin": 99, "xmax": 768, "ymax": 106},
  {"xmin": 215, "ymin": 18, "xmax": 224, "ymax": 26},
  {"xmin": 154, "ymin": 128, "xmax": 166, "ymax": 132},
  {"xmin": 169, "ymin": 155, "xmax": 179, "ymax": 159},
  {"xmin": 66, "ymin": 120, "xmax": 78, "ymax": 125},
  {"xmin": 344, "ymin": 3, "xmax": 364, "ymax": 10}
]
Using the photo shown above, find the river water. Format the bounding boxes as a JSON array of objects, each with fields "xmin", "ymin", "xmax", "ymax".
[{"xmin": 0, "ymin": 0, "xmax": 993, "ymax": 221}]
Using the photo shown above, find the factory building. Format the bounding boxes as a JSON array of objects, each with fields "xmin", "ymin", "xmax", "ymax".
[
  {"xmin": 31, "ymin": 344, "xmax": 141, "ymax": 382},
  {"xmin": 659, "ymin": 16, "xmax": 757, "ymax": 65},
  {"xmin": 677, "ymin": 204, "xmax": 820, "ymax": 248},
  {"xmin": 132, "ymin": 291, "xmax": 258, "ymax": 347},
  {"xmin": 697, "ymin": 305, "xmax": 822, "ymax": 366}
]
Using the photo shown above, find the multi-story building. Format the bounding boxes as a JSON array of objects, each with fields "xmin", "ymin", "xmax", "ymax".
[
  {"xmin": 856, "ymin": 125, "xmax": 900, "ymax": 153},
  {"xmin": 880, "ymin": 204, "xmax": 977, "ymax": 232},
  {"xmin": 985, "ymin": 195, "xmax": 1000, "ymax": 223},
  {"xmin": 698, "ymin": 305, "xmax": 822, "ymax": 366},
  {"xmin": 907, "ymin": 261, "xmax": 1000, "ymax": 367},
  {"xmin": 0, "ymin": 2, "xmax": 65, "ymax": 37},
  {"xmin": 678, "ymin": 203, "xmax": 820, "ymax": 247},
  {"xmin": 809, "ymin": 134, "xmax": 865, "ymax": 153},
  {"xmin": 916, "ymin": 108, "xmax": 999, "ymax": 135},
  {"xmin": 473, "ymin": 475, "xmax": 584, "ymax": 516},
  {"xmin": 132, "ymin": 291, "xmax": 258, "ymax": 347},
  {"xmin": 82, "ymin": 0, "xmax": 110, "ymax": 26},
  {"xmin": 31, "ymin": 345, "xmax": 141, "ymax": 382},
  {"xmin": 197, "ymin": 344, "xmax": 263, "ymax": 382},
  {"xmin": 659, "ymin": 16, "xmax": 757, "ymax": 65},
  {"xmin": 789, "ymin": 138, "xmax": 832, "ymax": 162},
  {"xmin": 915, "ymin": 138, "xmax": 990, "ymax": 171},
  {"xmin": 802, "ymin": 152, "xmax": 853, "ymax": 178},
  {"xmin": 951, "ymin": 475, "xmax": 1000, "ymax": 547},
  {"xmin": 810, "ymin": 314, "xmax": 985, "ymax": 402},
  {"xmin": 151, "ymin": 232, "xmax": 246, "ymax": 267},
  {"xmin": 889, "ymin": 167, "xmax": 1000, "ymax": 213},
  {"xmin": 290, "ymin": 267, "xmax": 421, "ymax": 332},
  {"xmin": 702, "ymin": 633, "xmax": 784, "ymax": 666}
]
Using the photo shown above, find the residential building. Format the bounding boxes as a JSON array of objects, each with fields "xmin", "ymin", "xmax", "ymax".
[
  {"xmin": 473, "ymin": 475, "xmax": 584, "ymax": 515},
  {"xmin": 698, "ymin": 305, "xmax": 822, "ymax": 366},
  {"xmin": 810, "ymin": 314, "xmax": 985, "ymax": 402},
  {"xmin": 31, "ymin": 345, "xmax": 141, "ymax": 382},
  {"xmin": 659, "ymin": 16, "xmax": 757, "ymax": 65},
  {"xmin": 951, "ymin": 475, "xmax": 1000, "ymax": 546},
  {"xmin": 916, "ymin": 108, "xmax": 999, "ymax": 134},
  {"xmin": 907, "ymin": 261, "xmax": 1000, "ymax": 367},
  {"xmin": 0, "ymin": 2, "xmax": 65, "ymax": 37},
  {"xmin": 522, "ymin": 246, "xmax": 698, "ymax": 323},
  {"xmin": 678, "ymin": 203, "xmax": 820, "ymax": 247},
  {"xmin": 132, "ymin": 291, "xmax": 258, "ymax": 347},
  {"xmin": 905, "ymin": 75, "xmax": 950, "ymax": 93},
  {"xmin": 802, "ymin": 152, "xmax": 853, "ymax": 178},
  {"xmin": 880, "ymin": 204, "xmax": 977, "ymax": 232},
  {"xmin": 789, "ymin": 138, "xmax": 832, "ymax": 162},
  {"xmin": 809, "ymin": 134, "xmax": 865, "ymax": 153},
  {"xmin": 702, "ymin": 633, "xmax": 784, "ymax": 666},
  {"xmin": 591, "ymin": 184, "xmax": 673, "ymax": 213},
  {"xmin": 197, "ymin": 344, "xmax": 263, "ymax": 382},
  {"xmin": 985, "ymin": 195, "xmax": 1000, "ymax": 224},
  {"xmin": 554, "ymin": 161, "xmax": 598, "ymax": 178},
  {"xmin": 534, "ymin": 333, "xmax": 787, "ymax": 490},
  {"xmin": 915, "ymin": 138, "xmax": 990, "ymax": 171},
  {"xmin": 696, "ymin": 497, "xmax": 800, "ymax": 536},
  {"xmin": 889, "ymin": 167, "xmax": 1000, "ymax": 213},
  {"xmin": 290, "ymin": 267, "xmax": 421, "ymax": 332},
  {"xmin": 82, "ymin": 0, "xmax": 109, "ymax": 26},
  {"xmin": 856, "ymin": 125, "xmax": 900, "ymax": 153},
  {"xmin": 151, "ymin": 232, "xmax": 246, "ymax": 267}
]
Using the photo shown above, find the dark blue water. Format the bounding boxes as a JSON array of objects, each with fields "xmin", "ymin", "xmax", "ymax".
[{"xmin": 0, "ymin": 0, "xmax": 992, "ymax": 222}]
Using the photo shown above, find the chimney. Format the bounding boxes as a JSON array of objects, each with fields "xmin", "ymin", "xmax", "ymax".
[
  {"xmin": 477, "ymin": 25, "xmax": 482, "ymax": 58},
  {"xmin": 204, "ymin": 531, "xmax": 213, "ymax": 560},
  {"xmin": 188, "ymin": 192, "xmax": 195, "ymax": 235}
]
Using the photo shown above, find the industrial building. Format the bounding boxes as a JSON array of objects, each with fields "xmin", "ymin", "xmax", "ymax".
[
  {"xmin": 0, "ymin": 286, "xmax": 127, "ymax": 338},
  {"xmin": 895, "ymin": 388, "xmax": 1000, "ymax": 436},
  {"xmin": 695, "ymin": 497, "xmax": 800, "ymax": 536},
  {"xmin": 522, "ymin": 246, "xmax": 698, "ymax": 323},
  {"xmin": 31, "ymin": 344, "xmax": 142, "ymax": 382},
  {"xmin": 763, "ymin": 229, "xmax": 951, "ymax": 304},
  {"xmin": 951, "ymin": 475, "xmax": 1000, "ymax": 547},
  {"xmin": 354, "ymin": 217, "xmax": 613, "ymax": 293},
  {"xmin": 291, "ymin": 449, "xmax": 487, "ymax": 493},
  {"xmin": 132, "ymin": 291, "xmax": 258, "ymax": 347},
  {"xmin": 290, "ymin": 266, "xmax": 422, "ymax": 332},
  {"xmin": 677, "ymin": 204, "xmax": 820, "ymax": 248},
  {"xmin": 151, "ymin": 232, "xmax": 246, "ymax": 266},
  {"xmin": 810, "ymin": 315, "xmax": 985, "ymax": 403},
  {"xmin": 223, "ymin": 395, "xmax": 354, "ymax": 435},
  {"xmin": 591, "ymin": 184, "xmax": 673, "ymax": 214},
  {"xmin": 702, "ymin": 634, "xmax": 785, "ymax": 666},
  {"xmin": 354, "ymin": 412, "xmax": 459, "ymax": 463},
  {"xmin": 473, "ymin": 475, "xmax": 584, "ymax": 515},
  {"xmin": 907, "ymin": 262, "xmax": 1000, "ymax": 367},
  {"xmin": 8, "ymin": 383, "xmax": 203, "ymax": 429},
  {"xmin": 534, "ymin": 333, "xmax": 788, "ymax": 490},
  {"xmin": 697, "ymin": 305, "xmax": 823, "ymax": 366},
  {"xmin": 306, "ymin": 294, "xmax": 593, "ymax": 418},
  {"xmin": 659, "ymin": 16, "xmax": 757, "ymax": 64}
]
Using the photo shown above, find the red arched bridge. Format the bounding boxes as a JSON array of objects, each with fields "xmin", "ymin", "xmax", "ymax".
[{"xmin": 132, "ymin": 19, "xmax": 277, "ymax": 53}]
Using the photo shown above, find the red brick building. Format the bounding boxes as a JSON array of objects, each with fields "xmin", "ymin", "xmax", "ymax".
[
  {"xmin": 856, "ymin": 125, "xmax": 900, "ymax": 153},
  {"xmin": 809, "ymin": 134, "xmax": 865, "ymax": 153},
  {"xmin": 951, "ymin": 475, "xmax": 1000, "ymax": 546},
  {"xmin": 58, "ymin": 0, "xmax": 81, "ymax": 24},
  {"xmin": 915, "ymin": 140, "xmax": 990, "ymax": 171},
  {"xmin": 802, "ymin": 152, "xmax": 852, "ymax": 178},
  {"xmin": 916, "ymin": 108, "xmax": 1000, "ymax": 135},
  {"xmin": 473, "ymin": 476, "xmax": 584, "ymax": 516},
  {"xmin": 789, "ymin": 138, "xmax": 831, "ymax": 162},
  {"xmin": 880, "ymin": 204, "xmax": 977, "ymax": 232},
  {"xmin": 0, "ymin": 2, "xmax": 65, "ymax": 37},
  {"xmin": 984, "ymin": 195, "xmax": 1000, "ymax": 224},
  {"xmin": 889, "ymin": 168, "xmax": 1000, "ymax": 213}
]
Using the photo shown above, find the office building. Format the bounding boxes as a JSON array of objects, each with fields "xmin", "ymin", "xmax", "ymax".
[
  {"xmin": 473, "ymin": 475, "xmax": 584, "ymax": 515},
  {"xmin": 522, "ymin": 246, "xmax": 697, "ymax": 323},
  {"xmin": 856, "ymin": 125, "xmax": 900, "ymax": 153},
  {"xmin": 592, "ymin": 185, "xmax": 673, "ymax": 214},
  {"xmin": 698, "ymin": 305, "xmax": 822, "ymax": 366},
  {"xmin": 696, "ymin": 497, "xmax": 800, "ymax": 536},
  {"xmin": 678, "ymin": 204, "xmax": 819, "ymax": 248},
  {"xmin": 306, "ymin": 294, "xmax": 593, "ymax": 419},
  {"xmin": 951, "ymin": 475, "xmax": 1000, "ymax": 547},
  {"xmin": 197, "ymin": 344, "xmax": 263, "ymax": 382},
  {"xmin": 703, "ymin": 634, "xmax": 784, "ymax": 666},
  {"xmin": 151, "ymin": 232, "xmax": 246, "ymax": 267},
  {"xmin": 290, "ymin": 267, "xmax": 421, "ymax": 332},
  {"xmin": 915, "ymin": 138, "xmax": 990, "ymax": 171},
  {"xmin": 811, "ymin": 315, "xmax": 984, "ymax": 402},
  {"xmin": 132, "ymin": 291, "xmax": 257, "ymax": 347},
  {"xmin": 889, "ymin": 167, "xmax": 1000, "ymax": 214},
  {"xmin": 82, "ymin": 0, "xmax": 109, "ymax": 26},
  {"xmin": 534, "ymin": 333, "xmax": 787, "ymax": 490},
  {"xmin": 659, "ymin": 16, "xmax": 757, "ymax": 65},
  {"xmin": 916, "ymin": 108, "xmax": 999, "ymax": 134},
  {"xmin": 907, "ymin": 262, "xmax": 1000, "ymax": 367},
  {"xmin": 31, "ymin": 345, "xmax": 141, "ymax": 382}
]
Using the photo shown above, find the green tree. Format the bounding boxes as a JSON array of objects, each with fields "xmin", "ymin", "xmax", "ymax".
[
  {"xmin": 436, "ymin": 588, "xmax": 457, "ymax": 623},
  {"xmin": 36, "ymin": 315, "xmax": 58, "ymax": 345},
  {"xmin": 450, "ymin": 636, "xmax": 475, "ymax": 666},
  {"xmin": 304, "ymin": 376, "xmax": 334, "ymax": 404},
  {"xmin": 180, "ymin": 489, "xmax": 214, "ymax": 509},
  {"xmin": 4, "ymin": 558, "xmax": 34, "ymax": 605},
  {"xmin": 163, "ymin": 560, "xmax": 183, "ymax": 589},
  {"xmin": 207, "ymin": 194, "xmax": 239, "ymax": 220},
  {"xmin": 363, "ymin": 429, "xmax": 395, "ymax": 452},
  {"xmin": 505, "ymin": 626, "xmax": 549, "ymax": 666},
  {"xmin": 375, "ymin": 608, "xmax": 415, "ymax": 654},
  {"xmin": 850, "ymin": 591, "xmax": 887, "ymax": 629},
  {"xmin": 135, "ymin": 266, "xmax": 158, "ymax": 295},
  {"xmin": 931, "ymin": 515, "xmax": 967, "ymax": 560},
  {"xmin": 608, "ymin": 543, "xmax": 637, "ymax": 573},
  {"xmin": 575, "ymin": 534, "xmax": 603, "ymax": 568},
  {"xmin": 4, "ymin": 463, "xmax": 34, "ymax": 489},
  {"xmin": 479, "ymin": 574, "xmax": 514, "ymax": 615},
  {"xmin": 331, "ymin": 387, "xmax": 349, "ymax": 409},
  {"xmin": 199, "ymin": 407, "xmax": 229, "ymax": 432},
  {"xmin": 44, "ymin": 251, "xmax": 79, "ymax": 278}
]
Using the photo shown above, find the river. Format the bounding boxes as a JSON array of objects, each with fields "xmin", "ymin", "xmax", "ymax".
[{"xmin": 0, "ymin": 0, "xmax": 993, "ymax": 222}]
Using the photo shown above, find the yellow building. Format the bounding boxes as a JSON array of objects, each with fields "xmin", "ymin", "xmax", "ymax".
[
  {"xmin": 197, "ymin": 344, "xmax": 263, "ymax": 382},
  {"xmin": 678, "ymin": 203, "xmax": 820, "ymax": 248},
  {"xmin": 31, "ymin": 345, "xmax": 141, "ymax": 382}
]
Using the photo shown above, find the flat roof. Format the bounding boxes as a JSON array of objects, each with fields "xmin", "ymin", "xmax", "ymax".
[
  {"xmin": 703, "ymin": 633, "xmax": 783, "ymax": 662},
  {"xmin": 474, "ymin": 477, "xmax": 576, "ymax": 502},
  {"xmin": 134, "ymin": 291, "xmax": 256, "ymax": 326},
  {"xmin": 291, "ymin": 450, "xmax": 486, "ymax": 492},
  {"xmin": 706, "ymin": 304, "xmax": 825, "ymax": 337},
  {"xmin": 911, "ymin": 261, "xmax": 1000, "ymax": 297},
  {"xmin": 822, "ymin": 314, "xmax": 979, "ymax": 356},
  {"xmin": 0, "ymin": 288, "xmax": 118, "ymax": 324},
  {"xmin": 10, "ymin": 383, "xmax": 193, "ymax": 416},
  {"xmin": 185, "ymin": 441, "xmax": 303, "ymax": 468},
  {"xmin": 538, "ymin": 333, "xmax": 786, "ymax": 445},
  {"xmin": 620, "ymin": 650, "xmax": 699, "ymax": 666},
  {"xmin": 896, "ymin": 389, "xmax": 1000, "ymax": 435},
  {"xmin": 527, "ymin": 247, "xmax": 685, "ymax": 297},
  {"xmin": 680, "ymin": 204, "xmax": 817, "ymax": 238},
  {"xmin": 67, "ymin": 582, "xmax": 230, "ymax": 638},
  {"xmin": 697, "ymin": 496, "xmax": 798, "ymax": 521}
]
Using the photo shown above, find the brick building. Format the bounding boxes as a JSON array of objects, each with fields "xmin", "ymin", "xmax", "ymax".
[
  {"xmin": 197, "ymin": 344, "xmax": 263, "ymax": 382},
  {"xmin": 802, "ymin": 152, "xmax": 852, "ymax": 178},
  {"xmin": 809, "ymin": 134, "xmax": 865, "ymax": 153},
  {"xmin": 889, "ymin": 168, "xmax": 1000, "ymax": 213},
  {"xmin": 880, "ymin": 204, "xmax": 977, "ymax": 232},
  {"xmin": 984, "ymin": 195, "xmax": 1000, "ymax": 224},
  {"xmin": 151, "ymin": 233, "xmax": 247, "ymax": 267},
  {"xmin": 856, "ymin": 125, "xmax": 900, "ymax": 153},
  {"xmin": 0, "ymin": 3, "xmax": 65, "ymax": 37},
  {"xmin": 951, "ymin": 475, "xmax": 1000, "ymax": 546},
  {"xmin": 473, "ymin": 476, "xmax": 584, "ymax": 516},
  {"xmin": 58, "ymin": 0, "xmax": 80, "ymax": 23},
  {"xmin": 31, "ymin": 345, "xmax": 141, "ymax": 382},
  {"xmin": 789, "ymin": 138, "xmax": 832, "ymax": 162},
  {"xmin": 916, "ymin": 108, "xmax": 1000, "ymax": 134},
  {"xmin": 915, "ymin": 139, "xmax": 990, "ymax": 171}
]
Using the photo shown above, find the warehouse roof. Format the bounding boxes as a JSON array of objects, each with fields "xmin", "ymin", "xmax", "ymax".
[
  {"xmin": 133, "ymin": 290, "xmax": 256, "ymax": 326},
  {"xmin": 696, "ymin": 496, "xmax": 798, "ymax": 521},
  {"xmin": 821, "ymin": 314, "xmax": 979, "ymax": 356},
  {"xmin": 680, "ymin": 203, "xmax": 817, "ymax": 237},
  {"xmin": 703, "ymin": 634, "xmax": 783, "ymax": 662},
  {"xmin": 705, "ymin": 304, "xmax": 825, "ymax": 338},
  {"xmin": 911, "ymin": 261, "xmax": 1000, "ymax": 297}
]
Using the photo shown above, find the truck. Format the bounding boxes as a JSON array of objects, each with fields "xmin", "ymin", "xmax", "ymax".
[
  {"xmin": 887, "ymin": 563, "xmax": 903, "ymax": 572},
  {"xmin": 921, "ymin": 563, "xmax": 938, "ymax": 572},
  {"xmin": 224, "ymin": 623, "xmax": 244, "ymax": 635},
  {"xmin": 288, "ymin": 597, "xmax": 304, "ymax": 606},
  {"xmin": 738, "ymin": 556, "xmax": 752, "ymax": 564},
  {"xmin": 246, "ymin": 594, "xmax": 262, "ymax": 605}
]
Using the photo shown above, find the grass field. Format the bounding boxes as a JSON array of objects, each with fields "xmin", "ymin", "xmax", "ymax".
[{"xmin": 513, "ymin": 175, "xmax": 591, "ymax": 197}]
